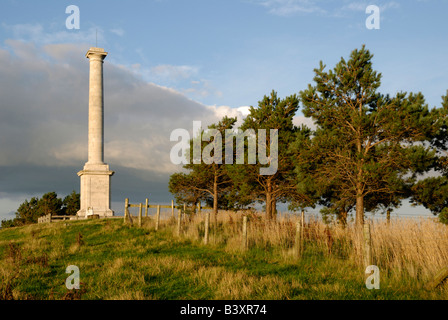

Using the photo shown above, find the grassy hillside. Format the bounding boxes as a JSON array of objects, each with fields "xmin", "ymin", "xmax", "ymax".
[{"xmin": 1, "ymin": 214, "xmax": 447, "ymax": 300}]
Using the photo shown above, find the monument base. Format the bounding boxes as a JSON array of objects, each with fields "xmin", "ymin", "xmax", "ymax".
[{"xmin": 77, "ymin": 163, "xmax": 114, "ymax": 218}]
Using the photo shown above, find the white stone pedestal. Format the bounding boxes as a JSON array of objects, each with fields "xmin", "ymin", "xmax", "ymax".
[{"xmin": 77, "ymin": 164, "xmax": 114, "ymax": 217}]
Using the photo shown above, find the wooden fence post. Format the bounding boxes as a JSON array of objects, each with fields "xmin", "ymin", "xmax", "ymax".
[
  {"xmin": 301, "ymin": 210, "xmax": 305, "ymax": 239},
  {"xmin": 155, "ymin": 205, "xmax": 161, "ymax": 231},
  {"xmin": 124, "ymin": 198, "xmax": 129, "ymax": 224},
  {"xmin": 294, "ymin": 211, "xmax": 305, "ymax": 258},
  {"xmin": 387, "ymin": 209, "xmax": 391, "ymax": 225},
  {"xmin": 294, "ymin": 220, "xmax": 302, "ymax": 258},
  {"xmin": 177, "ymin": 209, "xmax": 182, "ymax": 236},
  {"xmin": 145, "ymin": 198, "xmax": 149, "ymax": 217},
  {"xmin": 242, "ymin": 215, "xmax": 248, "ymax": 251},
  {"xmin": 171, "ymin": 200, "xmax": 174, "ymax": 218},
  {"xmin": 204, "ymin": 211, "xmax": 210, "ymax": 245},
  {"xmin": 138, "ymin": 203, "xmax": 143, "ymax": 228},
  {"xmin": 363, "ymin": 223, "xmax": 372, "ymax": 268}
]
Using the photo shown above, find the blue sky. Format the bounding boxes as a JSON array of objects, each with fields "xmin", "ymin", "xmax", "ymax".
[
  {"xmin": 0, "ymin": 0, "xmax": 446, "ymax": 221},
  {"xmin": 3, "ymin": 0, "xmax": 448, "ymax": 108}
]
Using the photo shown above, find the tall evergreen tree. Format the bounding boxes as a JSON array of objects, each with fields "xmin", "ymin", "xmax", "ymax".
[
  {"xmin": 36, "ymin": 192, "xmax": 63, "ymax": 217},
  {"xmin": 15, "ymin": 197, "xmax": 39, "ymax": 225},
  {"xmin": 296, "ymin": 46, "xmax": 440, "ymax": 226},
  {"xmin": 169, "ymin": 116, "xmax": 237, "ymax": 223},
  {"xmin": 411, "ymin": 94, "xmax": 448, "ymax": 223},
  {"xmin": 228, "ymin": 91, "xmax": 310, "ymax": 220}
]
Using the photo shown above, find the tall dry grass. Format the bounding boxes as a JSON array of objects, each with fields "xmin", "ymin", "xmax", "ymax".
[
  {"xmin": 141, "ymin": 208, "xmax": 448, "ymax": 283},
  {"xmin": 369, "ymin": 218, "xmax": 448, "ymax": 280}
]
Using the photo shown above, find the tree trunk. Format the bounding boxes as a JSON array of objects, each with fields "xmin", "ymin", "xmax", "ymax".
[
  {"xmin": 271, "ymin": 198, "xmax": 277, "ymax": 221},
  {"xmin": 355, "ymin": 133, "xmax": 364, "ymax": 228},
  {"xmin": 356, "ymin": 193, "xmax": 364, "ymax": 227}
]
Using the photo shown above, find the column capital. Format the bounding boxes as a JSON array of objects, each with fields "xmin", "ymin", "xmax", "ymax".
[{"xmin": 86, "ymin": 47, "xmax": 108, "ymax": 60}]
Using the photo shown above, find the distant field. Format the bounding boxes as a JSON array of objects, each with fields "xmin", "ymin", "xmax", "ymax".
[{"xmin": 1, "ymin": 213, "xmax": 448, "ymax": 300}]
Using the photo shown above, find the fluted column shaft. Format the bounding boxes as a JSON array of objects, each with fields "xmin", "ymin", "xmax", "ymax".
[{"xmin": 86, "ymin": 48, "xmax": 107, "ymax": 164}]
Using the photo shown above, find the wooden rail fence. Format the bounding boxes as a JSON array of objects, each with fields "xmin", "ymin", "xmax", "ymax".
[
  {"xmin": 123, "ymin": 198, "xmax": 213, "ymax": 224},
  {"xmin": 38, "ymin": 214, "xmax": 71, "ymax": 224}
]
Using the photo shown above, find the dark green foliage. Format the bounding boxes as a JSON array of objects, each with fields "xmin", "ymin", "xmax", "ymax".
[
  {"xmin": 295, "ymin": 45, "xmax": 441, "ymax": 225},
  {"xmin": 227, "ymin": 91, "xmax": 311, "ymax": 219},
  {"xmin": 439, "ymin": 208, "xmax": 448, "ymax": 225},
  {"xmin": 36, "ymin": 192, "xmax": 63, "ymax": 217},
  {"xmin": 169, "ymin": 116, "xmax": 237, "ymax": 222},
  {"xmin": 411, "ymin": 177, "xmax": 448, "ymax": 216},
  {"xmin": 1, "ymin": 191, "xmax": 80, "ymax": 228},
  {"xmin": 62, "ymin": 191, "xmax": 80, "ymax": 216},
  {"xmin": 15, "ymin": 197, "xmax": 39, "ymax": 226}
]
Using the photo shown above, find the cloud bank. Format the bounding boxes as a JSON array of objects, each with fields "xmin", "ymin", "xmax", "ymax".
[{"xmin": 0, "ymin": 40, "xmax": 253, "ymax": 217}]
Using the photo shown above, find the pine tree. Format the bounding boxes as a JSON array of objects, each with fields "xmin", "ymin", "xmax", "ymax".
[
  {"xmin": 169, "ymin": 116, "xmax": 237, "ymax": 223},
  {"xmin": 228, "ymin": 91, "xmax": 310, "ymax": 220},
  {"xmin": 297, "ymin": 46, "xmax": 440, "ymax": 226},
  {"xmin": 36, "ymin": 192, "xmax": 63, "ymax": 217}
]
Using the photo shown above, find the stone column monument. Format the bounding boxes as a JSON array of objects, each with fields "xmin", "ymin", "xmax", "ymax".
[{"xmin": 77, "ymin": 47, "xmax": 114, "ymax": 217}]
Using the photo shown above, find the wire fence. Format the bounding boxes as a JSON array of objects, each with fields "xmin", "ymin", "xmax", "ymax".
[{"xmin": 123, "ymin": 199, "xmax": 448, "ymax": 287}]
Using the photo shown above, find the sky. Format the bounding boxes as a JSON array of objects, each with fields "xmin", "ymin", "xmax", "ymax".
[{"xmin": 0, "ymin": 0, "xmax": 447, "ymax": 221}]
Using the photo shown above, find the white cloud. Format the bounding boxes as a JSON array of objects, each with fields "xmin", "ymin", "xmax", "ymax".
[
  {"xmin": 182, "ymin": 79, "xmax": 222, "ymax": 99},
  {"xmin": 120, "ymin": 62, "xmax": 222, "ymax": 100},
  {"xmin": 342, "ymin": 1, "xmax": 400, "ymax": 12},
  {"xmin": 293, "ymin": 115, "xmax": 316, "ymax": 130},
  {"xmin": 236, "ymin": 106, "xmax": 251, "ymax": 117},
  {"xmin": 110, "ymin": 28, "xmax": 125, "ymax": 37},
  {"xmin": 254, "ymin": 0, "xmax": 326, "ymax": 16},
  {"xmin": 252, "ymin": 0, "xmax": 401, "ymax": 17},
  {"xmin": 2, "ymin": 22, "xmax": 105, "ymax": 46},
  {"xmin": 150, "ymin": 64, "xmax": 199, "ymax": 81}
]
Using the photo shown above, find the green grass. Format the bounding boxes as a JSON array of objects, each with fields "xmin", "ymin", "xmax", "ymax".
[{"xmin": 0, "ymin": 218, "xmax": 446, "ymax": 300}]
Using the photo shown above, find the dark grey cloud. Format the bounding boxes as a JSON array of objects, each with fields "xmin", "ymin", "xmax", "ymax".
[{"xmin": 0, "ymin": 40, "xmax": 247, "ymax": 220}]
